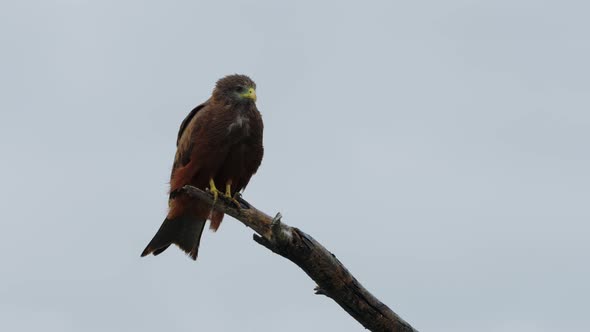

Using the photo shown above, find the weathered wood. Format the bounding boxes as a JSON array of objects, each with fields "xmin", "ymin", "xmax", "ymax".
[{"xmin": 180, "ymin": 185, "xmax": 418, "ymax": 332}]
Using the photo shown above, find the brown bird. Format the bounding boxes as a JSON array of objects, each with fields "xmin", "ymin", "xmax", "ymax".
[{"xmin": 141, "ymin": 74, "xmax": 264, "ymax": 260}]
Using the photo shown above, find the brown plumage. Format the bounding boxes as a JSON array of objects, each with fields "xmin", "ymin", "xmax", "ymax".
[{"xmin": 141, "ymin": 74, "xmax": 264, "ymax": 260}]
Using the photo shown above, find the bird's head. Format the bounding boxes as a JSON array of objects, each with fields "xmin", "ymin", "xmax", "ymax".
[{"xmin": 213, "ymin": 74, "xmax": 257, "ymax": 104}]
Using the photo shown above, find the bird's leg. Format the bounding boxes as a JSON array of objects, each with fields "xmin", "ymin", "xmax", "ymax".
[
  {"xmin": 224, "ymin": 179, "xmax": 242, "ymax": 208},
  {"xmin": 208, "ymin": 178, "xmax": 222, "ymax": 203},
  {"xmin": 224, "ymin": 180, "xmax": 233, "ymax": 199}
]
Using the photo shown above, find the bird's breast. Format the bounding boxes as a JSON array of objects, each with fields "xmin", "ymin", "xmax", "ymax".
[{"xmin": 227, "ymin": 113, "xmax": 251, "ymax": 136}]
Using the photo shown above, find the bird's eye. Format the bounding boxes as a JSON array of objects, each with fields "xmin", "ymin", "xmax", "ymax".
[{"xmin": 235, "ymin": 86, "xmax": 244, "ymax": 92}]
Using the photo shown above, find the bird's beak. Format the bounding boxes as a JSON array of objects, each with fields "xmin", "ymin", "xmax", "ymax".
[{"xmin": 241, "ymin": 87, "xmax": 257, "ymax": 102}]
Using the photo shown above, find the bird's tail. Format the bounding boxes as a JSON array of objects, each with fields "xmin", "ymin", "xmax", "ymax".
[{"xmin": 140, "ymin": 215, "xmax": 206, "ymax": 260}]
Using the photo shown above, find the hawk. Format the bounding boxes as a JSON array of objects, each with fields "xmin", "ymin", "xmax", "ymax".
[{"xmin": 141, "ymin": 74, "xmax": 264, "ymax": 260}]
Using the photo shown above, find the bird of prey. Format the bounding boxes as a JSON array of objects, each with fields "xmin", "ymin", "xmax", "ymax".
[{"xmin": 141, "ymin": 74, "xmax": 264, "ymax": 260}]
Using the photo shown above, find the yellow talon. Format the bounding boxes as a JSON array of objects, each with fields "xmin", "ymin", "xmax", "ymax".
[
  {"xmin": 225, "ymin": 180, "xmax": 242, "ymax": 208},
  {"xmin": 209, "ymin": 178, "xmax": 221, "ymax": 203}
]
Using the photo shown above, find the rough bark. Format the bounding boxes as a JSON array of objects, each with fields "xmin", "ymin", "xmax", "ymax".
[{"xmin": 180, "ymin": 185, "xmax": 418, "ymax": 332}]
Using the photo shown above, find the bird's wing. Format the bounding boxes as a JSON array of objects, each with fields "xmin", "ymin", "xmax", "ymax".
[
  {"xmin": 177, "ymin": 99, "xmax": 210, "ymax": 146},
  {"xmin": 173, "ymin": 100, "xmax": 211, "ymax": 169},
  {"xmin": 170, "ymin": 99, "xmax": 233, "ymax": 193}
]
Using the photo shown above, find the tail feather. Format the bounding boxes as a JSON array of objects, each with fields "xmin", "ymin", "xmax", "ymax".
[
  {"xmin": 209, "ymin": 210, "xmax": 224, "ymax": 231},
  {"xmin": 152, "ymin": 245, "xmax": 170, "ymax": 256},
  {"xmin": 141, "ymin": 216, "xmax": 207, "ymax": 260}
]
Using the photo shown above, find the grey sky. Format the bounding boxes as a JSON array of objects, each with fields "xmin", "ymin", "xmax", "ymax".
[{"xmin": 1, "ymin": 1, "xmax": 589, "ymax": 331}]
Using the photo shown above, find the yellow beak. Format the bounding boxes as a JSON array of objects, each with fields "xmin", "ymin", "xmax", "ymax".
[{"xmin": 241, "ymin": 87, "xmax": 257, "ymax": 102}]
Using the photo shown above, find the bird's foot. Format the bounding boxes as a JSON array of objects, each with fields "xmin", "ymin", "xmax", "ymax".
[
  {"xmin": 208, "ymin": 178, "xmax": 222, "ymax": 204},
  {"xmin": 224, "ymin": 182, "xmax": 242, "ymax": 209},
  {"xmin": 229, "ymin": 194, "xmax": 243, "ymax": 209}
]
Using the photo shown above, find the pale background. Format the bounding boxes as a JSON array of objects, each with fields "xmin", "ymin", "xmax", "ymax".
[{"xmin": 1, "ymin": 1, "xmax": 589, "ymax": 331}]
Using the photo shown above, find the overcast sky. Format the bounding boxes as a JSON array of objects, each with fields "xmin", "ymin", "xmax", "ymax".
[{"xmin": 1, "ymin": 1, "xmax": 589, "ymax": 331}]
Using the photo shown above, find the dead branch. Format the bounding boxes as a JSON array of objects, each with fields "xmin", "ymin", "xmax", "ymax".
[{"xmin": 180, "ymin": 185, "xmax": 418, "ymax": 332}]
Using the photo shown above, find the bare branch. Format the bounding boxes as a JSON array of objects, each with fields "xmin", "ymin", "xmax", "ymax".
[{"xmin": 180, "ymin": 185, "xmax": 418, "ymax": 332}]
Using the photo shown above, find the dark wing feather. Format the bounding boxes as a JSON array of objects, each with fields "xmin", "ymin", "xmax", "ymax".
[{"xmin": 177, "ymin": 99, "xmax": 209, "ymax": 146}]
